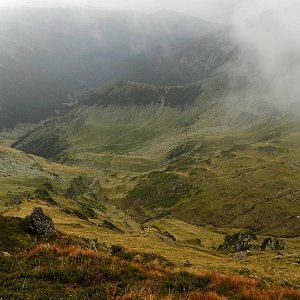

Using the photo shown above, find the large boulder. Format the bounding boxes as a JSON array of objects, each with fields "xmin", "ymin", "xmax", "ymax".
[{"xmin": 22, "ymin": 207, "xmax": 56, "ymax": 237}]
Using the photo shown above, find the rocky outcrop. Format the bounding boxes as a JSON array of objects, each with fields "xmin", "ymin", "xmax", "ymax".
[
  {"xmin": 163, "ymin": 231, "xmax": 176, "ymax": 242},
  {"xmin": 65, "ymin": 186, "xmax": 77, "ymax": 199},
  {"xmin": 101, "ymin": 220, "xmax": 124, "ymax": 233},
  {"xmin": 85, "ymin": 80, "xmax": 202, "ymax": 109},
  {"xmin": 28, "ymin": 188, "xmax": 58, "ymax": 206},
  {"xmin": 43, "ymin": 182, "xmax": 56, "ymax": 194},
  {"xmin": 141, "ymin": 226, "xmax": 176, "ymax": 243},
  {"xmin": 182, "ymin": 260, "xmax": 192, "ymax": 267},
  {"xmin": 261, "ymin": 237, "xmax": 286, "ymax": 251},
  {"xmin": 23, "ymin": 207, "xmax": 56, "ymax": 237},
  {"xmin": 219, "ymin": 232, "xmax": 258, "ymax": 252},
  {"xmin": 219, "ymin": 232, "xmax": 287, "ymax": 253}
]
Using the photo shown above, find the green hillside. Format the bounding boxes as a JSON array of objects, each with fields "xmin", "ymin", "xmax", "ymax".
[
  {"xmin": 1, "ymin": 4, "xmax": 300, "ymax": 299},
  {"xmin": 14, "ymin": 77, "xmax": 300, "ymax": 237},
  {"xmin": 1, "ymin": 145, "xmax": 300, "ymax": 292},
  {"xmin": 1, "ymin": 214, "xmax": 299, "ymax": 300}
]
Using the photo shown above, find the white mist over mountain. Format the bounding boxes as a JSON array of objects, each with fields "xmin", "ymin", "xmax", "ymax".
[
  {"xmin": 230, "ymin": 3, "xmax": 300, "ymax": 106},
  {"xmin": 1, "ymin": 0, "xmax": 300, "ymax": 110},
  {"xmin": 0, "ymin": 0, "xmax": 298, "ymax": 23}
]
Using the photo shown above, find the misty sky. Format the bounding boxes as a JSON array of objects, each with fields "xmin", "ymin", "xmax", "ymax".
[{"xmin": 0, "ymin": 0, "xmax": 299, "ymax": 23}]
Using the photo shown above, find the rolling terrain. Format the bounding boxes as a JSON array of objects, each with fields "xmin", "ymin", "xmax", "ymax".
[
  {"xmin": 1, "ymin": 5, "xmax": 300, "ymax": 299},
  {"xmin": 13, "ymin": 76, "xmax": 300, "ymax": 238},
  {"xmin": 0, "ymin": 142, "xmax": 300, "ymax": 297},
  {"xmin": 1, "ymin": 214, "xmax": 299, "ymax": 299}
]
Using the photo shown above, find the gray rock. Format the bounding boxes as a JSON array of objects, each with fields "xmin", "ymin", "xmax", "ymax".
[
  {"xmin": 219, "ymin": 231, "xmax": 258, "ymax": 252},
  {"xmin": 43, "ymin": 182, "xmax": 56, "ymax": 193},
  {"xmin": 163, "ymin": 231, "xmax": 176, "ymax": 242},
  {"xmin": 182, "ymin": 260, "xmax": 192, "ymax": 267},
  {"xmin": 26, "ymin": 207, "xmax": 56, "ymax": 237},
  {"xmin": 261, "ymin": 237, "xmax": 286, "ymax": 251}
]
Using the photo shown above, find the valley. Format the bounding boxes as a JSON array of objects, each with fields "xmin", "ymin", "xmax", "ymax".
[
  {"xmin": 0, "ymin": 75, "xmax": 299, "ymax": 298},
  {"xmin": 12, "ymin": 77, "xmax": 300, "ymax": 237},
  {"xmin": 0, "ymin": 3, "xmax": 300, "ymax": 299}
]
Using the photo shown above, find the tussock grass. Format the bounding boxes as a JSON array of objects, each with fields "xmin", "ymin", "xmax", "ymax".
[{"xmin": 1, "ymin": 243, "xmax": 299, "ymax": 300}]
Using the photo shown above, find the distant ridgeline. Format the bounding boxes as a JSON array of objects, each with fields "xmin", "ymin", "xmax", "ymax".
[
  {"xmin": 0, "ymin": 8, "xmax": 220, "ymax": 128},
  {"xmin": 85, "ymin": 81, "xmax": 203, "ymax": 108}
]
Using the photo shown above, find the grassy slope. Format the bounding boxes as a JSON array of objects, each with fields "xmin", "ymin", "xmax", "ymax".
[
  {"xmin": 0, "ymin": 145, "xmax": 299, "ymax": 287},
  {"xmin": 0, "ymin": 145, "xmax": 95, "ymax": 211},
  {"xmin": 13, "ymin": 78, "xmax": 300, "ymax": 237},
  {"xmin": 0, "ymin": 213, "xmax": 300, "ymax": 299}
]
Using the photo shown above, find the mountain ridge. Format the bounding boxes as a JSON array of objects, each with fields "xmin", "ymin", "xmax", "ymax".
[
  {"xmin": 84, "ymin": 80, "xmax": 204, "ymax": 108},
  {"xmin": 0, "ymin": 7, "xmax": 216, "ymax": 128}
]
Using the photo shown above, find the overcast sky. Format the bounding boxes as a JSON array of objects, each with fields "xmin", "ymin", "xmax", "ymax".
[{"xmin": 0, "ymin": 0, "xmax": 298, "ymax": 23}]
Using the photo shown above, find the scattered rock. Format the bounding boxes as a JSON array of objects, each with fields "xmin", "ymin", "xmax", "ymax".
[
  {"xmin": 165, "ymin": 141, "xmax": 196, "ymax": 162},
  {"xmin": 43, "ymin": 182, "xmax": 56, "ymax": 193},
  {"xmin": 32, "ymin": 188, "xmax": 57, "ymax": 206},
  {"xmin": 261, "ymin": 237, "xmax": 286, "ymax": 251},
  {"xmin": 65, "ymin": 186, "xmax": 77, "ymax": 199},
  {"xmin": 258, "ymin": 146, "xmax": 279, "ymax": 155},
  {"xmin": 22, "ymin": 207, "xmax": 56, "ymax": 237},
  {"xmin": 193, "ymin": 238, "xmax": 202, "ymax": 245},
  {"xmin": 141, "ymin": 226, "xmax": 176, "ymax": 243},
  {"xmin": 6, "ymin": 192, "xmax": 22, "ymax": 205},
  {"xmin": 219, "ymin": 231, "xmax": 258, "ymax": 252},
  {"xmin": 101, "ymin": 220, "xmax": 124, "ymax": 233},
  {"xmin": 0, "ymin": 152, "xmax": 56, "ymax": 178},
  {"xmin": 87, "ymin": 239, "xmax": 98, "ymax": 251},
  {"xmin": 163, "ymin": 231, "xmax": 176, "ymax": 242},
  {"xmin": 220, "ymin": 149, "xmax": 236, "ymax": 159},
  {"xmin": 182, "ymin": 260, "xmax": 192, "ymax": 267}
]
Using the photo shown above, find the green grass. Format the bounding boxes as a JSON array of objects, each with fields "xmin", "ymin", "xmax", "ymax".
[
  {"xmin": 0, "ymin": 215, "xmax": 34, "ymax": 252},
  {"xmin": 7, "ymin": 78, "xmax": 300, "ymax": 238},
  {"xmin": 124, "ymin": 171, "xmax": 191, "ymax": 212},
  {"xmin": 0, "ymin": 231, "xmax": 299, "ymax": 300}
]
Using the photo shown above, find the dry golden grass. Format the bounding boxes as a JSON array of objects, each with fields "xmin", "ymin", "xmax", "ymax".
[
  {"xmin": 4, "ymin": 198, "xmax": 300, "ymax": 288},
  {"xmin": 19, "ymin": 244, "xmax": 300, "ymax": 300}
]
